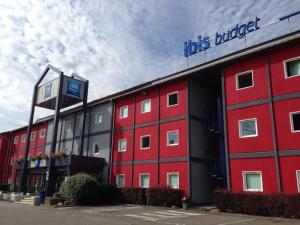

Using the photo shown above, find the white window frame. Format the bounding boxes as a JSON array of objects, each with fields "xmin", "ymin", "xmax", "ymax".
[
  {"xmin": 167, "ymin": 172, "xmax": 179, "ymax": 189},
  {"xmin": 290, "ymin": 111, "xmax": 300, "ymax": 133},
  {"xmin": 141, "ymin": 99, "xmax": 151, "ymax": 113},
  {"xmin": 95, "ymin": 112, "xmax": 103, "ymax": 124},
  {"xmin": 116, "ymin": 174, "xmax": 125, "ymax": 188},
  {"xmin": 238, "ymin": 118, "xmax": 258, "ymax": 138},
  {"xmin": 139, "ymin": 173, "xmax": 150, "ymax": 188},
  {"xmin": 283, "ymin": 56, "xmax": 300, "ymax": 79},
  {"xmin": 30, "ymin": 131, "xmax": 36, "ymax": 141},
  {"xmin": 118, "ymin": 138, "xmax": 127, "ymax": 152},
  {"xmin": 167, "ymin": 130, "xmax": 179, "ymax": 146},
  {"xmin": 93, "ymin": 143, "xmax": 100, "ymax": 154},
  {"xmin": 13, "ymin": 136, "xmax": 19, "ymax": 144},
  {"xmin": 39, "ymin": 129, "xmax": 46, "ymax": 138},
  {"xmin": 21, "ymin": 134, "xmax": 27, "ymax": 143},
  {"xmin": 296, "ymin": 170, "xmax": 300, "ymax": 193},
  {"xmin": 167, "ymin": 91, "xmax": 179, "ymax": 107},
  {"xmin": 120, "ymin": 106, "xmax": 128, "ymax": 119},
  {"xmin": 242, "ymin": 171, "xmax": 263, "ymax": 192},
  {"xmin": 235, "ymin": 70, "xmax": 254, "ymax": 90},
  {"xmin": 140, "ymin": 135, "xmax": 151, "ymax": 150}
]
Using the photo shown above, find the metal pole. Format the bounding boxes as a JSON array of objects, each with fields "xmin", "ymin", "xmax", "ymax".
[{"xmin": 79, "ymin": 81, "xmax": 89, "ymax": 156}]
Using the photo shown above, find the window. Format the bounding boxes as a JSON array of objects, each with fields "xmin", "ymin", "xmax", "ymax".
[
  {"xmin": 116, "ymin": 174, "xmax": 125, "ymax": 187},
  {"xmin": 44, "ymin": 83, "xmax": 52, "ymax": 99},
  {"xmin": 167, "ymin": 130, "xmax": 179, "ymax": 146},
  {"xmin": 118, "ymin": 139, "xmax": 127, "ymax": 152},
  {"xmin": 296, "ymin": 171, "xmax": 300, "ymax": 192},
  {"xmin": 239, "ymin": 118, "xmax": 258, "ymax": 138},
  {"xmin": 243, "ymin": 171, "xmax": 263, "ymax": 192},
  {"xmin": 284, "ymin": 57, "xmax": 300, "ymax": 78},
  {"xmin": 95, "ymin": 113, "xmax": 103, "ymax": 124},
  {"xmin": 140, "ymin": 135, "xmax": 150, "ymax": 149},
  {"xmin": 94, "ymin": 144, "xmax": 100, "ymax": 154},
  {"xmin": 290, "ymin": 112, "xmax": 300, "ymax": 132},
  {"xmin": 30, "ymin": 132, "xmax": 36, "ymax": 140},
  {"xmin": 236, "ymin": 71, "xmax": 254, "ymax": 90},
  {"xmin": 21, "ymin": 134, "xmax": 27, "ymax": 143},
  {"xmin": 120, "ymin": 106, "xmax": 128, "ymax": 118},
  {"xmin": 167, "ymin": 173, "xmax": 179, "ymax": 189},
  {"xmin": 13, "ymin": 136, "xmax": 19, "ymax": 144},
  {"xmin": 10, "ymin": 158, "xmax": 14, "ymax": 165},
  {"xmin": 167, "ymin": 92, "xmax": 178, "ymax": 107},
  {"xmin": 39, "ymin": 129, "xmax": 46, "ymax": 138},
  {"xmin": 139, "ymin": 174, "xmax": 150, "ymax": 188},
  {"xmin": 141, "ymin": 99, "xmax": 151, "ymax": 113},
  {"xmin": 65, "ymin": 121, "xmax": 71, "ymax": 131}
]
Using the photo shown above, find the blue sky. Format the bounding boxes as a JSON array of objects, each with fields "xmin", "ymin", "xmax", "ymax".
[{"xmin": 0, "ymin": 0, "xmax": 299, "ymax": 132}]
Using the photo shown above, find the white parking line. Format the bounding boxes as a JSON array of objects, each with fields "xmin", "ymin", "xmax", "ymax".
[{"xmin": 82, "ymin": 206, "xmax": 141, "ymax": 214}]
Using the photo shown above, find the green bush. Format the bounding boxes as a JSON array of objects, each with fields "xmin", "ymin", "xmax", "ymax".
[
  {"xmin": 58, "ymin": 173, "xmax": 100, "ymax": 205},
  {"xmin": 0, "ymin": 184, "xmax": 9, "ymax": 192}
]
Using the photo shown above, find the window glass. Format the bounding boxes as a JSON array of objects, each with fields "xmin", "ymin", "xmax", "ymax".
[
  {"xmin": 168, "ymin": 92, "xmax": 178, "ymax": 106},
  {"xmin": 14, "ymin": 136, "xmax": 19, "ymax": 144},
  {"xmin": 118, "ymin": 139, "xmax": 127, "ymax": 152},
  {"xmin": 40, "ymin": 129, "xmax": 46, "ymax": 138},
  {"xmin": 167, "ymin": 131, "xmax": 179, "ymax": 145},
  {"xmin": 65, "ymin": 121, "xmax": 71, "ymax": 131},
  {"xmin": 239, "ymin": 119, "xmax": 257, "ymax": 137},
  {"xmin": 95, "ymin": 113, "xmax": 103, "ymax": 124},
  {"xmin": 142, "ymin": 99, "xmax": 151, "ymax": 113},
  {"xmin": 22, "ymin": 134, "xmax": 27, "ymax": 142},
  {"xmin": 120, "ymin": 106, "xmax": 128, "ymax": 118},
  {"xmin": 244, "ymin": 173, "xmax": 262, "ymax": 191},
  {"xmin": 116, "ymin": 175, "xmax": 125, "ymax": 187},
  {"xmin": 94, "ymin": 144, "xmax": 100, "ymax": 154},
  {"xmin": 141, "ymin": 136, "xmax": 150, "ymax": 149},
  {"xmin": 237, "ymin": 72, "xmax": 253, "ymax": 89},
  {"xmin": 140, "ymin": 174, "xmax": 150, "ymax": 188},
  {"xmin": 286, "ymin": 59, "xmax": 300, "ymax": 78},
  {"xmin": 291, "ymin": 112, "xmax": 300, "ymax": 132},
  {"xmin": 168, "ymin": 174, "xmax": 179, "ymax": 189},
  {"xmin": 30, "ymin": 132, "xmax": 36, "ymax": 140},
  {"xmin": 44, "ymin": 83, "xmax": 52, "ymax": 99}
]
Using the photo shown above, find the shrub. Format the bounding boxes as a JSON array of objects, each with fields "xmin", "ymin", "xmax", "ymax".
[
  {"xmin": 119, "ymin": 188, "xmax": 146, "ymax": 205},
  {"xmin": 213, "ymin": 190, "xmax": 300, "ymax": 219},
  {"xmin": 58, "ymin": 173, "xmax": 100, "ymax": 205},
  {"xmin": 0, "ymin": 184, "xmax": 9, "ymax": 192}
]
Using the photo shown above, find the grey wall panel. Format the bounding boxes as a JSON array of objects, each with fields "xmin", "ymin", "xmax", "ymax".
[
  {"xmin": 46, "ymin": 121, "xmax": 53, "ymax": 142},
  {"xmin": 73, "ymin": 137, "xmax": 88, "ymax": 156},
  {"xmin": 89, "ymin": 103, "xmax": 113, "ymax": 133},
  {"xmin": 88, "ymin": 133, "xmax": 111, "ymax": 161},
  {"xmin": 191, "ymin": 162, "xmax": 212, "ymax": 204},
  {"xmin": 61, "ymin": 114, "xmax": 75, "ymax": 140},
  {"xmin": 56, "ymin": 119, "xmax": 62, "ymax": 141},
  {"xmin": 74, "ymin": 112, "xmax": 90, "ymax": 137},
  {"xmin": 45, "ymin": 145, "xmax": 51, "ymax": 155},
  {"xmin": 60, "ymin": 141, "xmax": 73, "ymax": 155}
]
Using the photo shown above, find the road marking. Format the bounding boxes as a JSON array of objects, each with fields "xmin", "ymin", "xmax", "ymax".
[
  {"xmin": 167, "ymin": 210, "xmax": 205, "ymax": 216},
  {"xmin": 82, "ymin": 206, "xmax": 141, "ymax": 213},
  {"xmin": 124, "ymin": 214, "xmax": 160, "ymax": 221},
  {"xmin": 215, "ymin": 218, "xmax": 256, "ymax": 225}
]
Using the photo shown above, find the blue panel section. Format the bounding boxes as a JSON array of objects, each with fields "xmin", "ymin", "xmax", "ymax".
[{"xmin": 66, "ymin": 80, "xmax": 81, "ymax": 97}]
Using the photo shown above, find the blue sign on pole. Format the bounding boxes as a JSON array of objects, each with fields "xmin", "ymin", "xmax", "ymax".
[
  {"xmin": 184, "ymin": 17, "xmax": 260, "ymax": 57},
  {"xmin": 66, "ymin": 80, "xmax": 81, "ymax": 98}
]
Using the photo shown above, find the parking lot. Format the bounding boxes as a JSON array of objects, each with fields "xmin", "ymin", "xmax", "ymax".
[{"xmin": 0, "ymin": 201, "xmax": 299, "ymax": 225}]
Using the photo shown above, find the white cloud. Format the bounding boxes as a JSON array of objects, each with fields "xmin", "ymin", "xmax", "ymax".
[{"xmin": 0, "ymin": 0, "xmax": 299, "ymax": 132}]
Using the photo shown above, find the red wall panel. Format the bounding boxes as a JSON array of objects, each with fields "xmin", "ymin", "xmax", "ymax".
[
  {"xmin": 134, "ymin": 125, "xmax": 158, "ymax": 161},
  {"xmin": 112, "ymin": 165, "xmax": 132, "ymax": 187},
  {"xmin": 36, "ymin": 124, "xmax": 47, "ymax": 146},
  {"xmin": 133, "ymin": 164, "xmax": 158, "ymax": 188},
  {"xmin": 230, "ymin": 158, "xmax": 278, "ymax": 193},
  {"xmin": 114, "ymin": 96, "xmax": 134, "ymax": 128},
  {"xmin": 279, "ymin": 156, "xmax": 300, "ymax": 193},
  {"xmin": 269, "ymin": 43, "xmax": 300, "ymax": 96},
  {"xmin": 113, "ymin": 130, "xmax": 133, "ymax": 162},
  {"xmin": 159, "ymin": 119, "xmax": 188, "ymax": 159},
  {"xmin": 159, "ymin": 162, "xmax": 189, "ymax": 196},
  {"xmin": 224, "ymin": 56, "xmax": 269, "ymax": 106},
  {"xmin": 274, "ymin": 98, "xmax": 300, "ymax": 150},
  {"xmin": 135, "ymin": 89, "xmax": 159, "ymax": 125},
  {"xmin": 159, "ymin": 79, "xmax": 187, "ymax": 119},
  {"xmin": 227, "ymin": 104, "xmax": 274, "ymax": 153}
]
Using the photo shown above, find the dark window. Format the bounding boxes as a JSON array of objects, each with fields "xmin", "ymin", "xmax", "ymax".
[
  {"xmin": 141, "ymin": 136, "xmax": 150, "ymax": 149},
  {"xmin": 237, "ymin": 72, "xmax": 253, "ymax": 89},
  {"xmin": 168, "ymin": 92, "xmax": 178, "ymax": 106},
  {"xmin": 94, "ymin": 144, "xmax": 100, "ymax": 153},
  {"xmin": 292, "ymin": 113, "xmax": 300, "ymax": 132},
  {"xmin": 286, "ymin": 59, "xmax": 300, "ymax": 78}
]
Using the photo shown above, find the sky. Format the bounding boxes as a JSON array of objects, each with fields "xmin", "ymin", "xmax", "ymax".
[{"xmin": 0, "ymin": 0, "xmax": 299, "ymax": 132}]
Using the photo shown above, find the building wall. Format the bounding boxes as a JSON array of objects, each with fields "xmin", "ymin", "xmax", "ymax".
[{"xmin": 0, "ymin": 134, "xmax": 11, "ymax": 185}]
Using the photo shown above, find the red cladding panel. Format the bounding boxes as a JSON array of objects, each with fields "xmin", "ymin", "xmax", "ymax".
[
  {"xmin": 113, "ymin": 130, "xmax": 133, "ymax": 162},
  {"xmin": 230, "ymin": 158, "xmax": 278, "ymax": 193},
  {"xmin": 159, "ymin": 162, "xmax": 189, "ymax": 196},
  {"xmin": 133, "ymin": 164, "xmax": 158, "ymax": 188},
  {"xmin": 274, "ymin": 98, "xmax": 300, "ymax": 150},
  {"xmin": 269, "ymin": 43, "xmax": 300, "ymax": 96},
  {"xmin": 134, "ymin": 125, "xmax": 158, "ymax": 161},
  {"xmin": 159, "ymin": 79, "xmax": 187, "ymax": 119},
  {"xmin": 112, "ymin": 165, "xmax": 131, "ymax": 187},
  {"xmin": 224, "ymin": 56, "xmax": 269, "ymax": 106},
  {"xmin": 135, "ymin": 89, "xmax": 159, "ymax": 125},
  {"xmin": 114, "ymin": 96, "xmax": 134, "ymax": 128},
  {"xmin": 279, "ymin": 156, "xmax": 300, "ymax": 193},
  {"xmin": 36, "ymin": 124, "xmax": 47, "ymax": 146},
  {"xmin": 159, "ymin": 119, "xmax": 188, "ymax": 159},
  {"xmin": 227, "ymin": 104, "xmax": 274, "ymax": 153}
]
